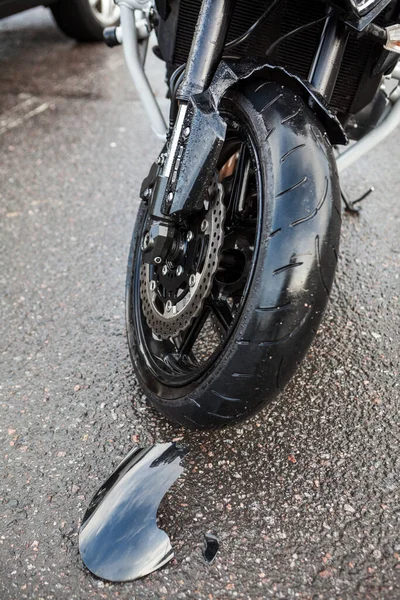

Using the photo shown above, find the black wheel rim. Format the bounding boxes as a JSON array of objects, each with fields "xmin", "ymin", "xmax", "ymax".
[{"xmin": 131, "ymin": 112, "xmax": 262, "ymax": 389}]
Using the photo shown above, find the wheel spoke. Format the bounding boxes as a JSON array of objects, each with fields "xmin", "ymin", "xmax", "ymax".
[
  {"xmin": 88, "ymin": 0, "xmax": 119, "ymax": 22},
  {"xmin": 101, "ymin": 0, "xmax": 114, "ymax": 18},
  {"xmin": 208, "ymin": 297, "xmax": 233, "ymax": 332},
  {"xmin": 178, "ymin": 306, "xmax": 211, "ymax": 358}
]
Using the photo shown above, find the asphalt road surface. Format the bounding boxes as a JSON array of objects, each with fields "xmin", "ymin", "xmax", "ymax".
[{"xmin": 1, "ymin": 8, "xmax": 399, "ymax": 600}]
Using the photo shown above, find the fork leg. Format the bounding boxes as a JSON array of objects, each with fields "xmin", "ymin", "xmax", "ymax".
[{"xmin": 177, "ymin": 0, "xmax": 237, "ymax": 100}]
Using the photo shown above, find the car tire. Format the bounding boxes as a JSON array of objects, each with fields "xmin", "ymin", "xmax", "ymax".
[{"xmin": 51, "ymin": 0, "xmax": 119, "ymax": 42}]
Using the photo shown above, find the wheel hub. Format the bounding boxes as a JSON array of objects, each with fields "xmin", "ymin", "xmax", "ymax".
[{"xmin": 140, "ymin": 183, "xmax": 225, "ymax": 339}]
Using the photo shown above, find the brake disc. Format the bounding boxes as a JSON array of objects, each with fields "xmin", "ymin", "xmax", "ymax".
[{"xmin": 140, "ymin": 183, "xmax": 225, "ymax": 339}]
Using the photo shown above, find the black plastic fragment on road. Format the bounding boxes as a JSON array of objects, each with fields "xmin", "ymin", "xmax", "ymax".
[{"xmin": 79, "ymin": 442, "xmax": 187, "ymax": 582}]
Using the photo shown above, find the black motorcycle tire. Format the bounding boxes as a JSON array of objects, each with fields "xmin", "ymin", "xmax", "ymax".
[
  {"xmin": 51, "ymin": 0, "xmax": 118, "ymax": 42},
  {"xmin": 126, "ymin": 81, "xmax": 341, "ymax": 429}
]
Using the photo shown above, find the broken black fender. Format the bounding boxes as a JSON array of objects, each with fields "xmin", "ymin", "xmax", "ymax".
[
  {"xmin": 204, "ymin": 60, "xmax": 347, "ymax": 147},
  {"xmin": 79, "ymin": 443, "xmax": 187, "ymax": 582}
]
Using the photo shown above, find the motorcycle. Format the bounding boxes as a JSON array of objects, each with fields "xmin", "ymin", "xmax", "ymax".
[{"xmin": 104, "ymin": 0, "xmax": 400, "ymax": 428}]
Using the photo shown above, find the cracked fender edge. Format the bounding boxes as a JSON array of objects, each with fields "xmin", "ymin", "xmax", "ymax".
[{"xmin": 79, "ymin": 442, "xmax": 187, "ymax": 582}]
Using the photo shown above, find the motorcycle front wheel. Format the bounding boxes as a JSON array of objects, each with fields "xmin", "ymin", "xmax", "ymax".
[{"xmin": 126, "ymin": 81, "xmax": 341, "ymax": 429}]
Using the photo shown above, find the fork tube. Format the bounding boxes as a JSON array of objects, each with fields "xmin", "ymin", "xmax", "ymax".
[
  {"xmin": 309, "ymin": 15, "xmax": 349, "ymax": 102},
  {"xmin": 177, "ymin": 0, "xmax": 237, "ymax": 100}
]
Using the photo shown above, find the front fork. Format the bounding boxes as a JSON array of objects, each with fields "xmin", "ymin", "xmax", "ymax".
[
  {"xmin": 111, "ymin": 0, "xmax": 237, "ymax": 265},
  {"xmin": 161, "ymin": 0, "xmax": 236, "ymax": 195},
  {"xmin": 177, "ymin": 0, "xmax": 236, "ymax": 99},
  {"xmin": 154, "ymin": 0, "xmax": 236, "ymax": 223}
]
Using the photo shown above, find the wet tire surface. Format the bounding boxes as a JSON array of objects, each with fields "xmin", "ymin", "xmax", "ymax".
[{"xmin": 1, "ymin": 8, "xmax": 399, "ymax": 600}]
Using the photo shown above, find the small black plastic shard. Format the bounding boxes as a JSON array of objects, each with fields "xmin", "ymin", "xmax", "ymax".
[
  {"xmin": 203, "ymin": 532, "xmax": 219, "ymax": 563},
  {"xmin": 79, "ymin": 443, "xmax": 187, "ymax": 582}
]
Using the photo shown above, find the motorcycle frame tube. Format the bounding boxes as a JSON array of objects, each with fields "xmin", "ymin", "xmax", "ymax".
[
  {"xmin": 177, "ymin": 0, "xmax": 237, "ymax": 100},
  {"xmin": 118, "ymin": 2, "xmax": 167, "ymax": 140},
  {"xmin": 309, "ymin": 14, "xmax": 350, "ymax": 102}
]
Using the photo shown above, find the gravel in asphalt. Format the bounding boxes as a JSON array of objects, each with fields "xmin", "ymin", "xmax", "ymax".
[{"xmin": 0, "ymin": 8, "xmax": 399, "ymax": 600}]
